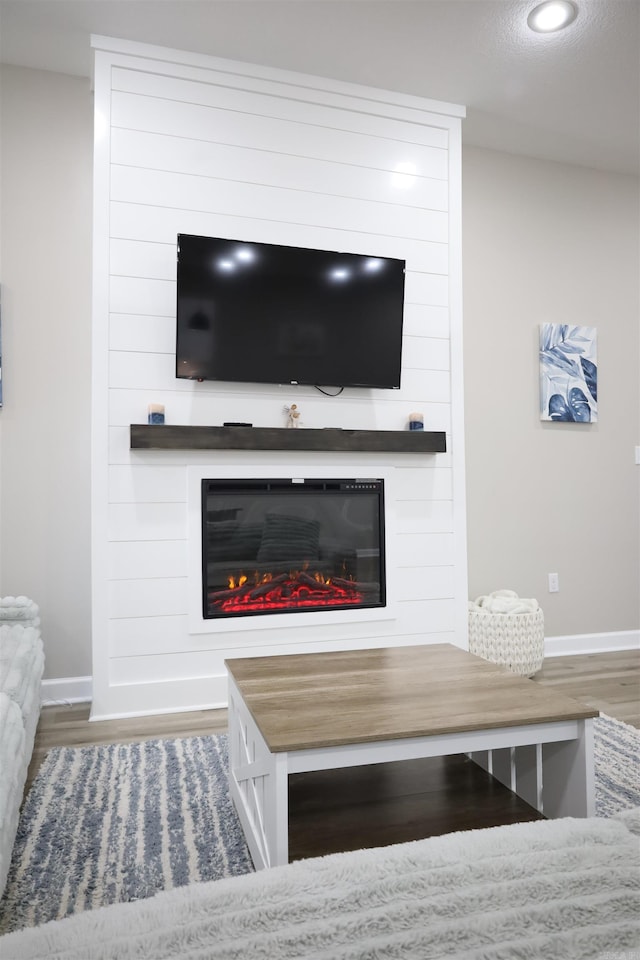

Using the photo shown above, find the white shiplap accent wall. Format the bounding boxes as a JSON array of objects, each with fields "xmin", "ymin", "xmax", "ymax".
[{"xmin": 91, "ymin": 36, "xmax": 467, "ymax": 720}]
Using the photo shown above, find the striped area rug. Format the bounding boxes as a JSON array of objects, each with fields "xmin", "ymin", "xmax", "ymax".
[
  {"xmin": 0, "ymin": 735, "xmax": 253, "ymax": 934},
  {"xmin": 594, "ymin": 713, "xmax": 640, "ymax": 816},
  {"xmin": 1, "ymin": 716, "xmax": 638, "ymax": 935}
]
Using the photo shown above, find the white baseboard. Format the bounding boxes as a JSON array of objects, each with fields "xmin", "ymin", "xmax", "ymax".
[
  {"xmin": 41, "ymin": 675, "xmax": 92, "ymax": 705},
  {"xmin": 89, "ymin": 700, "xmax": 227, "ymax": 723},
  {"xmin": 545, "ymin": 630, "xmax": 639, "ymax": 658}
]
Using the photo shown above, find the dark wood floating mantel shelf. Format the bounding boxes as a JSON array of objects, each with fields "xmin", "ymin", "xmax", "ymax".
[{"xmin": 130, "ymin": 424, "xmax": 446, "ymax": 454}]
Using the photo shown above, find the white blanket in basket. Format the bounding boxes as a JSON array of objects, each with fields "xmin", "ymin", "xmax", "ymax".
[{"xmin": 469, "ymin": 589, "xmax": 540, "ymax": 615}]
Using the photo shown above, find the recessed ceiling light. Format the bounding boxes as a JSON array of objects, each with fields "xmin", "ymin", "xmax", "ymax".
[{"xmin": 527, "ymin": 0, "xmax": 578, "ymax": 32}]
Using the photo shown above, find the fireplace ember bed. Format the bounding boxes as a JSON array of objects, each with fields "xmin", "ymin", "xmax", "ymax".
[{"xmin": 202, "ymin": 478, "xmax": 386, "ymax": 621}]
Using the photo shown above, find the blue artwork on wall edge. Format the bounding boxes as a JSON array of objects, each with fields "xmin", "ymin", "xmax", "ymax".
[{"xmin": 539, "ymin": 323, "xmax": 598, "ymax": 423}]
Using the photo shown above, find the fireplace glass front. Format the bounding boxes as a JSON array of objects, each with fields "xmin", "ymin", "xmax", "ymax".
[{"xmin": 202, "ymin": 478, "xmax": 385, "ymax": 620}]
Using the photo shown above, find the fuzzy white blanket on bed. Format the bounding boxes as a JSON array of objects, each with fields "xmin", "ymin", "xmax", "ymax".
[
  {"xmin": 0, "ymin": 625, "xmax": 44, "ymax": 747},
  {"xmin": 2, "ymin": 810, "xmax": 638, "ymax": 960},
  {"xmin": 0, "ymin": 693, "xmax": 26, "ymax": 898}
]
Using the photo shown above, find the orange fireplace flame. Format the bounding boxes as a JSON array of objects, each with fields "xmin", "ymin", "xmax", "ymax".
[{"xmin": 228, "ymin": 574, "xmax": 248, "ymax": 590}]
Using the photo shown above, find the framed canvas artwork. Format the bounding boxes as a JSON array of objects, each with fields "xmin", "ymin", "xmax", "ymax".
[{"xmin": 539, "ymin": 324, "xmax": 598, "ymax": 422}]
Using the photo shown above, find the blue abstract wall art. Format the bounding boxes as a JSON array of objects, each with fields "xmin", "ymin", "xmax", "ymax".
[{"xmin": 539, "ymin": 324, "xmax": 598, "ymax": 423}]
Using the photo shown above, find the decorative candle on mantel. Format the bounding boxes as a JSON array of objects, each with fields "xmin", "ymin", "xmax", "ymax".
[
  {"xmin": 148, "ymin": 403, "xmax": 165, "ymax": 425},
  {"xmin": 408, "ymin": 412, "xmax": 424, "ymax": 431}
]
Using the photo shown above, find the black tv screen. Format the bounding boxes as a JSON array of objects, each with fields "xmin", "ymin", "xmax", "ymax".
[{"xmin": 175, "ymin": 234, "xmax": 405, "ymax": 389}]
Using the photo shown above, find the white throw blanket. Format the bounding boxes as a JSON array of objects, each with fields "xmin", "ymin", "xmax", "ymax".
[
  {"xmin": 469, "ymin": 588, "xmax": 540, "ymax": 616},
  {"xmin": 0, "ymin": 597, "xmax": 40, "ymax": 628},
  {"xmin": 1, "ymin": 811, "xmax": 638, "ymax": 960}
]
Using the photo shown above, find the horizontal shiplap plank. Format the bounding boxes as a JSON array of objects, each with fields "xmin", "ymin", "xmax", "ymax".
[
  {"xmin": 108, "ymin": 613, "xmax": 456, "ymax": 661},
  {"xmin": 108, "ymin": 351, "xmax": 452, "ymax": 403},
  {"xmin": 395, "ymin": 598, "xmax": 456, "ymax": 631},
  {"xmin": 108, "ymin": 267, "xmax": 448, "ymax": 319},
  {"xmin": 109, "ymin": 236, "xmax": 448, "ymax": 283},
  {"xmin": 108, "ymin": 598, "xmax": 456, "ymax": 683},
  {"xmin": 109, "ymin": 425, "xmax": 135, "ymax": 465},
  {"xmin": 108, "ymin": 502, "xmax": 187, "ymax": 541},
  {"xmin": 404, "ymin": 272, "xmax": 449, "ymax": 307},
  {"xmin": 109, "ymin": 614, "xmax": 191, "ymax": 658},
  {"xmin": 107, "ymin": 461, "xmax": 452, "ymax": 501},
  {"xmin": 108, "ymin": 314, "xmax": 448, "ymax": 379},
  {"xmin": 108, "ymin": 540, "xmax": 188, "ymax": 580},
  {"xmin": 108, "ymin": 310, "xmax": 450, "ymax": 360},
  {"xmin": 111, "ymin": 91, "xmax": 449, "ymax": 180},
  {"xmin": 112, "ymin": 128, "xmax": 449, "ymax": 213},
  {"xmin": 108, "ymin": 52, "xmax": 461, "ymax": 125},
  {"xmin": 103, "ymin": 647, "xmax": 248, "ymax": 685},
  {"xmin": 108, "ymin": 577, "xmax": 188, "ymax": 619},
  {"xmin": 396, "ymin": 532, "xmax": 455, "ymax": 566},
  {"xmin": 394, "ymin": 467, "xmax": 453, "ymax": 501},
  {"xmin": 110, "ymin": 314, "xmax": 176, "ymax": 354},
  {"xmin": 395, "ymin": 565, "xmax": 455, "ymax": 601},
  {"xmin": 403, "ymin": 336, "xmax": 450, "ymax": 372},
  {"xmin": 109, "ymin": 650, "xmax": 216, "ymax": 685},
  {"xmin": 108, "ymin": 386, "xmax": 452, "ymax": 434},
  {"xmin": 403, "ymin": 304, "xmax": 449, "ymax": 340},
  {"xmin": 230, "ymin": 629, "xmax": 464, "ymax": 657},
  {"xmin": 109, "ymin": 464, "xmax": 187, "ymax": 503},
  {"xmin": 112, "ymin": 68, "xmax": 451, "ymax": 151},
  {"xmin": 107, "ymin": 568, "xmax": 454, "ymax": 622},
  {"xmin": 109, "ymin": 205, "xmax": 447, "ymax": 272},
  {"xmin": 110, "ymin": 276, "xmax": 173, "ymax": 316},
  {"xmin": 110, "ymin": 166, "xmax": 449, "ymax": 244},
  {"xmin": 108, "ymin": 272, "xmax": 447, "ymax": 320},
  {"xmin": 110, "ymin": 239, "xmax": 177, "ymax": 282},
  {"xmin": 395, "ymin": 499, "xmax": 453, "ymax": 534}
]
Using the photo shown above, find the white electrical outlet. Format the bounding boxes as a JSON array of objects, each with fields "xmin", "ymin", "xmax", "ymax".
[{"xmin": 548, "ymin": 572, "xmax": 559, "ymax": 593}]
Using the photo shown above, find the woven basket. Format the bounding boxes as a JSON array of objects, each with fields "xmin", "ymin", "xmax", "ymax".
[{"xmin": 468, "ymin": 608, "xmax": 544, "ymax": 677}]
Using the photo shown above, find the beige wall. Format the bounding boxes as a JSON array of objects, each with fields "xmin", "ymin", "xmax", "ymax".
[
  {"xmin": 0, "ymin": 65, "xmax": 93, "ymax": 678},
  {"xmin": 463, "ymin": 146, "xmax": 639, "ymax": 636},
  {"xmin": 0, "ymin": 66, "xmax": 638, "ymax": 685}
]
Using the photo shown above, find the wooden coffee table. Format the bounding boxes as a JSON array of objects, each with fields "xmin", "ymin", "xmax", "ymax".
[{"xmin": 225, "ymin": 643, "xmax": 597, "ymax": 869}]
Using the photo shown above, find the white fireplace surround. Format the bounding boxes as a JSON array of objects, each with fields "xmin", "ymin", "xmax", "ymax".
[
  {"xmin": 187, "ymin": 464, "xmax": 400, "ymax": 635},
  {"xmin": 90, "ymin": 36, "xmax": 467, "ymax": 720}
]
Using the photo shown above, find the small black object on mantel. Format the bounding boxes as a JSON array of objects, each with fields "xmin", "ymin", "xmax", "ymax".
[{"xmin": 223, "ymin": 422, "xmax": 253, "ymax": 427}]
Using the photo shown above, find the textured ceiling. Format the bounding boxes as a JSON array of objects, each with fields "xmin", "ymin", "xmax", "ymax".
[{"xmin": 0, "ymin": 0, "xmax": 638, "ymax": 175}]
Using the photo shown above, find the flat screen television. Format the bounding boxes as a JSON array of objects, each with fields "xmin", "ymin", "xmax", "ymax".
[{"xmin": 175, "ymin": 234, "xmax": 406, "ymax": 389}]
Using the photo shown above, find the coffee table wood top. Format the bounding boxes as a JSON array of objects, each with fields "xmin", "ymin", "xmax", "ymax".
[{"xmin": 226, "ymin": 644, "xmax": 598, "ymax": 752}]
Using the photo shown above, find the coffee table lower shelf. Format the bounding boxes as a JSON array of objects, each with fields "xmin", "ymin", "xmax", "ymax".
[{"xmin": 228, "ymin": 674, "xmax": 595, "ymax": 870}]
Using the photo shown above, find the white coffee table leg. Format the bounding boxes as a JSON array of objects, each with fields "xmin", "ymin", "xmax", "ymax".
[
  {"xmin": 228, "ymin": 677, "xmax": 290, "ymax": 869},
  {"xmin": 263, "ymin": 752, "xmax": 289, "ymax": 867},
  {"xmin": 541, "ymin": 718, "xmax": 595, "ymax": 817}
]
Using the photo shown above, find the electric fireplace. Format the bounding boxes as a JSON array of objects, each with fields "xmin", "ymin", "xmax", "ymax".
[{"xmin": 202, "ymin": 478, "xmax": 385, "ymax": 620}]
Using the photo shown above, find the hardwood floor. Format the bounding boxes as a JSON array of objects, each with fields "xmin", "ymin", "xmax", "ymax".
[
  {"xmin": 532, "ymin": 649, "xmax": 639, "ymax": 727},
  {"xmin": 26, "ymin": 705, "xmax": 228, "ymax": 792},
  {"xmin": 26, "ymin": 649, "xmax": 639, "ymax": 860}
]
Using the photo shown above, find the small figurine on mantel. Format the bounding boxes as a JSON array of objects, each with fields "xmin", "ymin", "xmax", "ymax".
[{"xmin": 284, "ymin": 403, "xmax": 301, "ymax": 428}]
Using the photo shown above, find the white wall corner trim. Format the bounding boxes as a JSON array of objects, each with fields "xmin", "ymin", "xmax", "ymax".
[
  {"xmin": 41, "ymin": 675, "xmax": 93, "ymax": 705},
  {"xmin": 544, "ymin": 630, "xmax": 640, "ymax": 658}
]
